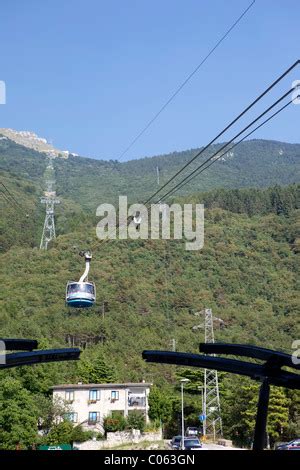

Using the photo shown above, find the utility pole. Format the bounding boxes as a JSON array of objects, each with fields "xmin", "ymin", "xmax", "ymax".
[
  {"xmin": 202, "ymin": 308, "xmax": 223, "ymax": 439},
  {"xmin": 156, "ymin": 166, "xmax": 160, "ymax": 186},
  {"xmin": 180, "ymin": 378, "xmax": 189, "ymax": 449}
]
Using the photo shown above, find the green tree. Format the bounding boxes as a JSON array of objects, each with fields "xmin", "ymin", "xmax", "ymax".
[
  {"xmin": 44, "ymin": 421, "xmax": 73, "ymax": 445},
  {"xmin": 267, "ymin": 388, "xmax": 290, "ymax": 445},
  {"xmin": 38, "ymin": 395, "xmax": 71, "ymax": 434},
  {"xmin": 70, "ymin": 425, "xmax": 94, "ymax": 443},
  {"xmin": 176, "ymin": 369, "xmax": 204, "ymax": 392},
  {"xmin": 41, "ymin": 416, "xmax": 93, "ymax": 446},
  {"xmin": 127, "ymin": 410, "xmax": 146, "ymax": 432},
  {"xmin": 285, "ymin": 390, "xmax": 300, "ymax": 439},
  {"xmin": 77, "ymin": 354, "xmax": 115, "ymax": 384},
  {"xmin": 103, "ymin": 415, "xmax": 127, "ymax": 433},
  {"xmin": 148, "ymin": 386, "xmax": 173, "ymax": 424},
  {"xmin": 241, "ymin": 384, "xmax": 290, "ymax": 447},
  {"xmin": 0, "ymin": 377, "xmax": 40, "ymax": 449}
]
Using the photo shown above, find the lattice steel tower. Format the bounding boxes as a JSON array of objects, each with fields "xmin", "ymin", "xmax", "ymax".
[
  {"xmin": 40, "ymin": 155, "xmax": 59, "ymax": 250},
  {"xmin": 40, "ymin": 196, "xmax": 60, "ymax": 249},
  {"xmin": 203, "ymin": 308, "xmax": 223, "ymax": 439}
]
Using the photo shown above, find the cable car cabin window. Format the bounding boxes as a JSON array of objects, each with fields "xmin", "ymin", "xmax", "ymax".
[
  {"xmin": 67, "ymin": 283, "xmax": 95, "ymax": 295},
  {"xmin": 68, "ymin": 284, "xmax": 78, "ymax": 294},
  {"xmin": 85, "ymin": 284, "xmax": 95, "ymax": 294},
  {"xmin": 78, "ymin": 284, "xmax": 88, "ymax": 293}
]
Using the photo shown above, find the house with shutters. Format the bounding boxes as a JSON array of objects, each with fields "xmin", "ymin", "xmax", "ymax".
[{"xmin": 51, "ymin": 382, "xmax": 152, "ymax": 433}]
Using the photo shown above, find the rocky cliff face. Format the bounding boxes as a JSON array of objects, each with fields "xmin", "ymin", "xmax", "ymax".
[{"xmin": 0, "ymin": 128, "xmax": 77, "ymax": 158}]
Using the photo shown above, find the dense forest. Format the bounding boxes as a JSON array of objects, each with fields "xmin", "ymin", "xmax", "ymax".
[{"xmin": 0, "ymin": 136, "xmax": 299, "ymax": 449}]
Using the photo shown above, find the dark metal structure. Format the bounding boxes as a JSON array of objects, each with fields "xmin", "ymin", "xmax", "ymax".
[
  {"xmin": 0, "ymin": 338, "xmax": 80, "ymax": 369},
  {"xmin": 142, "ymin": 343, "xmax": 300, "ymax": 450},
  {"xmin": 1, "ymin": 338, "xmax": 38, "ymax": 351}
]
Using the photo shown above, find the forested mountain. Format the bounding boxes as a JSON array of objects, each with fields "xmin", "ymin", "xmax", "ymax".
[
  {"xmin": 1, "ymin": 133, "xmax": 299, "ymax": 208},
  {"xmin": 0, "ymin": 135, "xmax": 299, "ymax": 448}
]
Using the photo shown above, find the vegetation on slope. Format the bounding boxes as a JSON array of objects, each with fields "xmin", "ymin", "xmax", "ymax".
[
  {"xmin": 0, "ymin": 171, "xmax": 42, "ymax": 252},
  {"xmin": 0, "ymin": 182, "xmax": 299, "ymax": 447},
  {"xmin": 0, "ymin": 133, "xmax": 299, "ymax": 447},
  {"xmin": 1, "ymin": 134, "xmax": 299, "ymax": 209}
]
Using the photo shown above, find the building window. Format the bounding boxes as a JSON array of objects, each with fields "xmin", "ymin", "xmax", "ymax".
[
  {"xmin": 65, "ymin": 390, "xmax": 74, "ymax": 402},
  {"xmin": 88, "ymin": 412, "xmax": 100, "ymax": 424},
  {"xmin": 111, "ymin": 391, "xmax": 119, "ymax": 401},
  {"xmin": 65, "ymin": 412, "xmax": 78, "ymax": 423},
  {"xmin": 89, "ymin": 389, "xmax": 100, "ymax": 402}
]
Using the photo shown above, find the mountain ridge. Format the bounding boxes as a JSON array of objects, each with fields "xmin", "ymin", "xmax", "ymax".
[
  {"xmin": 1, "ymin": 127, "xmax": 299, "ymax": 163},
  {"xmin": 1, "ymin": 134, "xmax": 299, "ymax": 211}
]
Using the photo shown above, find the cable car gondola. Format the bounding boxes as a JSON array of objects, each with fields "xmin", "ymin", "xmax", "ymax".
[
  {"xmin": 66, "ymin": 251, "xmax": 96, "ymax": 308},
  {"xmin": 133, "ymin": 211, "xmax": 142, "ymax": 230}
]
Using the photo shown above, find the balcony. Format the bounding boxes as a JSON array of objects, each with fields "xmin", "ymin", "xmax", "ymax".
[{"xmin": 128, "ymin": 395, "xmax": 146, "ymax": 408}]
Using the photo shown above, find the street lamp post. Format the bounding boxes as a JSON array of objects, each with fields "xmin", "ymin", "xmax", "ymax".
[
  {"xmin": 180, "ymin": 378, "xmax": 190, "ymax": 450},
  {"xmin": 198, "ymin": 386, "xmax": 204, "ymax": 415},
  {"xmin": 198, "ymin": 385, "xmax": 205, "ymax": 437}
]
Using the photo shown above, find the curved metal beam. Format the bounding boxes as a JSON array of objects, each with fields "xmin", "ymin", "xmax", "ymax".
[
  {"xmin": 142, "ymin": 350, "xmax": 300, "ymax": 389},
  {"xmin": 0, "ymin": 348, "xmax": 81, "ymax": 369},
  {"xmin": 200, "ymin": 343, "xmax": 300, "ymax": 370}
]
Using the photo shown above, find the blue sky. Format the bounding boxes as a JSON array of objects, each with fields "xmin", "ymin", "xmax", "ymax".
[{"xmin": 0, "ymin": 0, "xmax": 299, "ymax": 160}]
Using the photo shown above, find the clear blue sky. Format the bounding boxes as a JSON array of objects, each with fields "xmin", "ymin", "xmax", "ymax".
[{"xmin": 0, "ymin": 0, "xmax": 299, "ymax": 160}]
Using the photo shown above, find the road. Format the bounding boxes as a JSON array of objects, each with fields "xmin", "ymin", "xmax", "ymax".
[
  {"xmin": 164, "ymin": 440, "xmax": 243, "ymax": 451},
  {"xmin": 201, "ymin": 442, "xmax": 243, "ymax": 450}
]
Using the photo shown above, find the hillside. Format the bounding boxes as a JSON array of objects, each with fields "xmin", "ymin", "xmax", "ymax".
[
  {"xmin": 1, "ymin": 133, "xmax": 299, "ymax": 209},
  {"xmin": 0, "ymin": 181, "xmax": 299, "ymax": 445},
  {"xmin": 0, "ymin": 171, "xmax": 43, "ymax": 251},
  {"xmin": 1, "ymin": 197, "xmax": 299, "ymax": 360},
  {"xmin": 0, "ymin": 133, "xmax": 299, "ymax": 448}
]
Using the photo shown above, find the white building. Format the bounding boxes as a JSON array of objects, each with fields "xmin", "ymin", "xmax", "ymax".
[{"xmin": 52, "ymin": 382, "xmax": 152, "ymax": 433}]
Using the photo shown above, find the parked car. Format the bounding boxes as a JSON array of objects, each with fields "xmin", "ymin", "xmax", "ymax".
[
  {"xmin": 180, "ymin": 438, "xmax": 202, "ymax": 450},
  {"xmin": 170, "ymin": 435, "xmax": 182, "ymax": 450},
  {"xmin": 276, "ymin": 439, "xmax": 300, "ymax": 450},
  {"xmin": 185, "ymin": 426, "xmax": 200, "ymax": 437}
]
